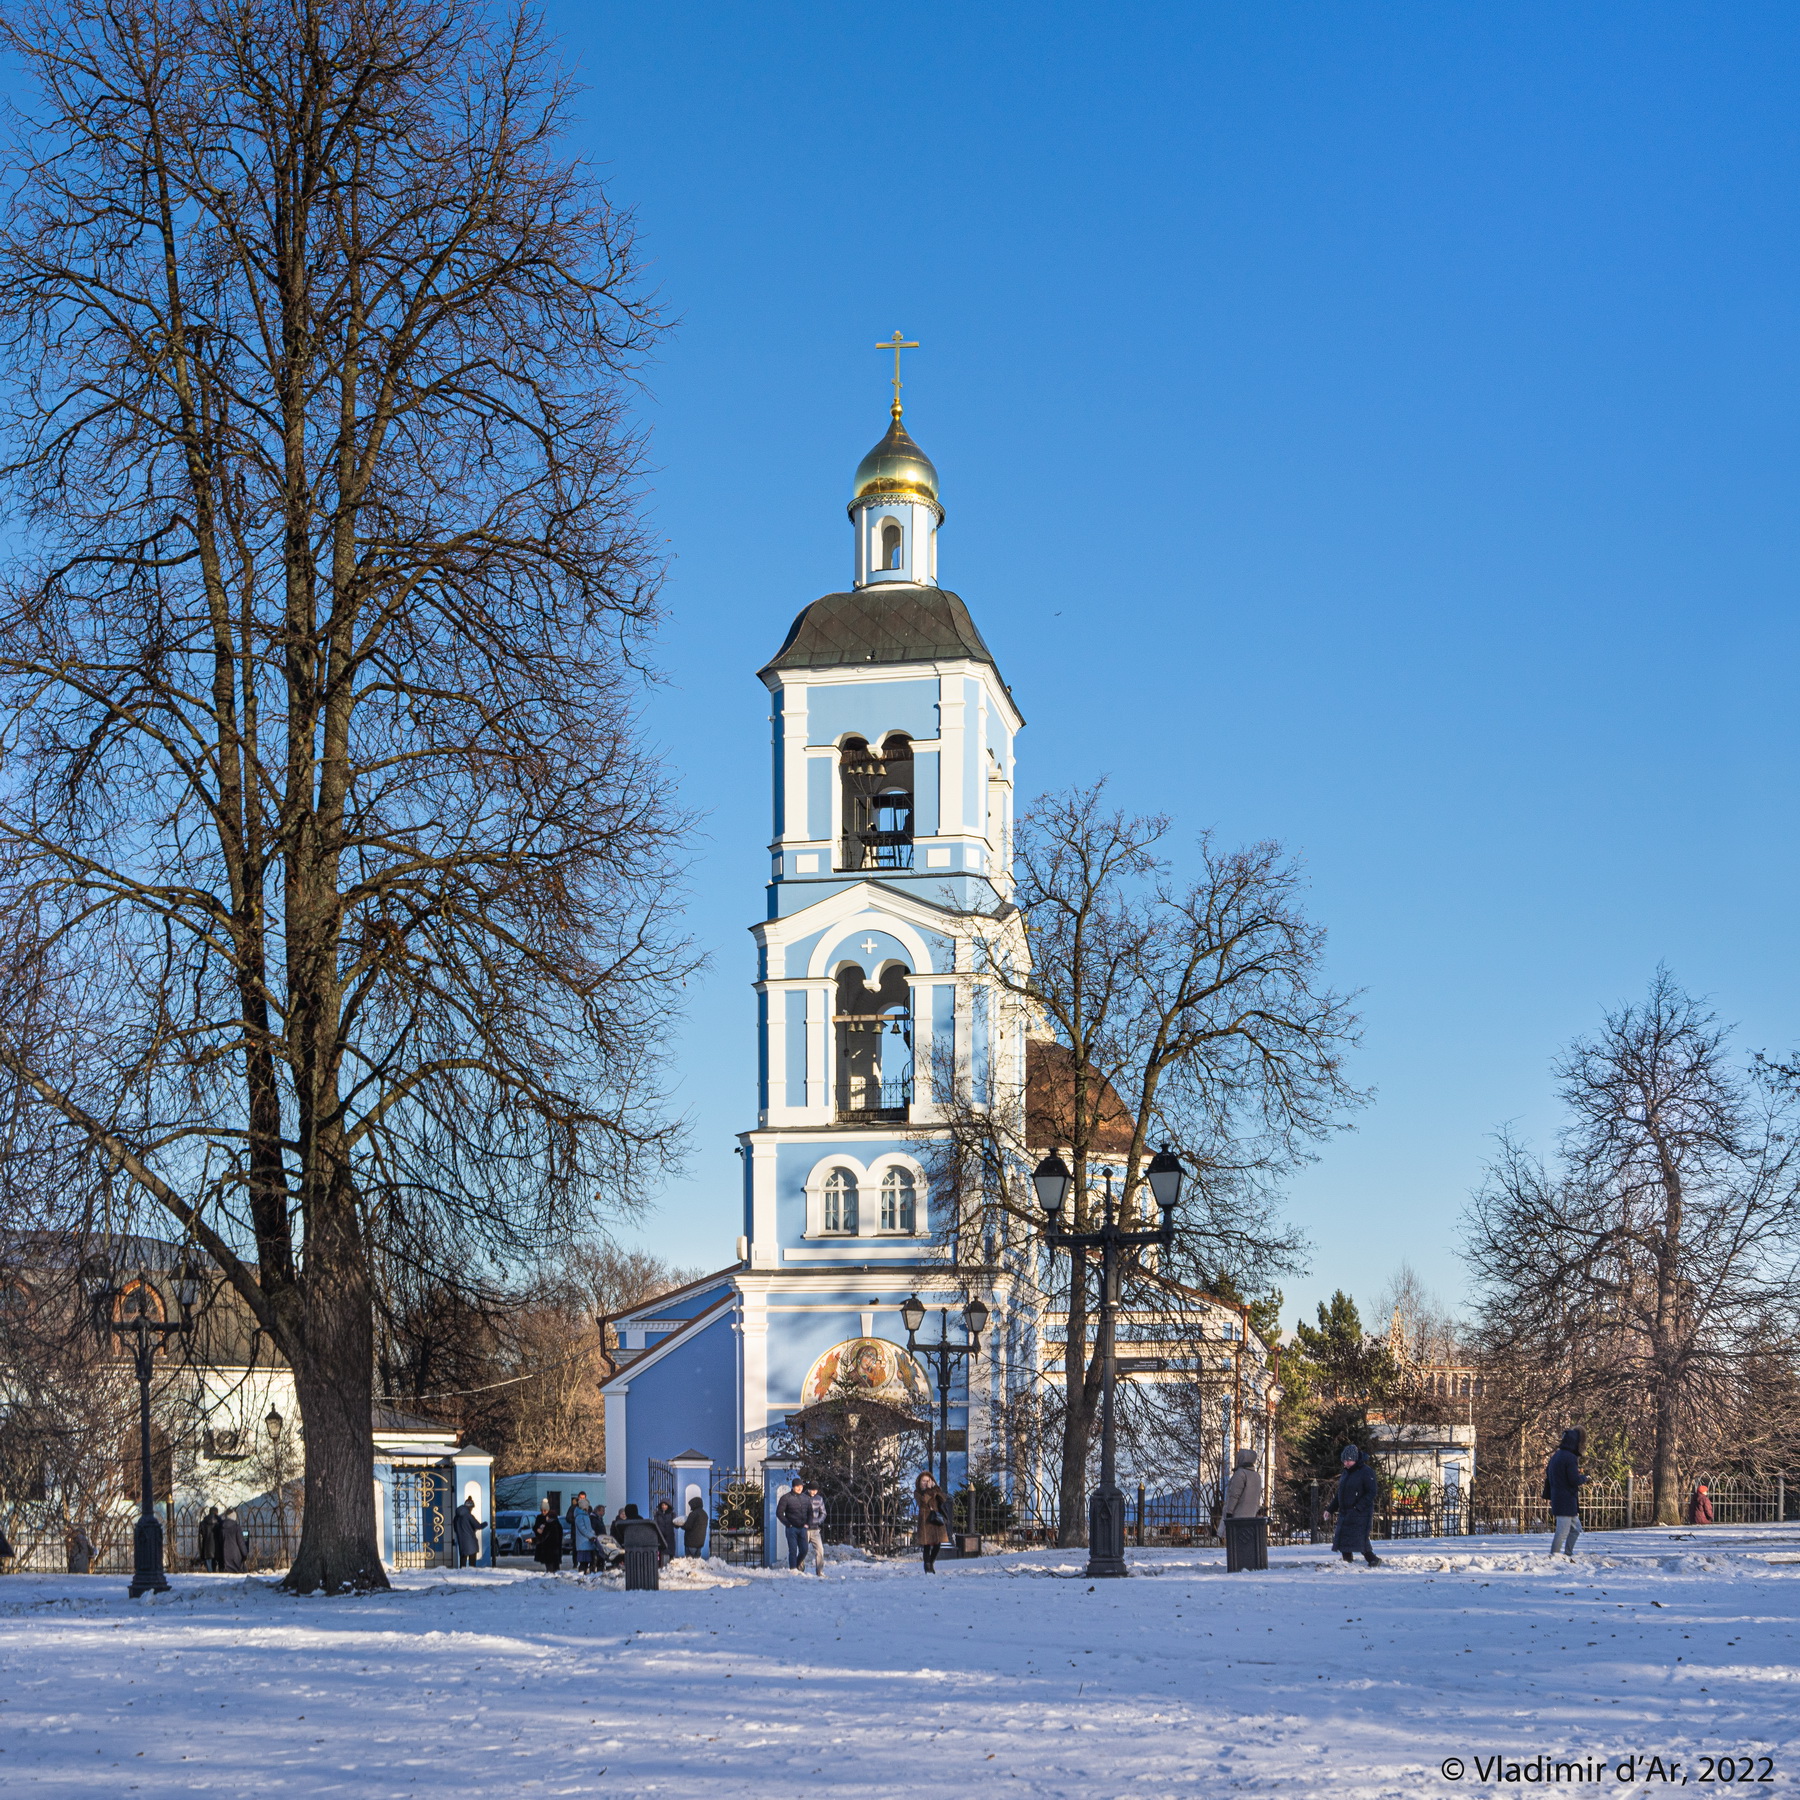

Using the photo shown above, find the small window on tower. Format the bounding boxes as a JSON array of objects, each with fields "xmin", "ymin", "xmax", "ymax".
[{"xmin": 881, "ymin": 519, "xmax": 903, "ymax": 570}]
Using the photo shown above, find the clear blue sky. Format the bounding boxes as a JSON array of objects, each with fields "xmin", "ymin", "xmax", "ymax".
[{"xmin": 542, "ymin": 2, "xmax": 1800, "ymax": 1331}]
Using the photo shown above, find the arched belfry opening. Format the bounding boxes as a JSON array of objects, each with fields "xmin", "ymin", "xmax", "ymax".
[
  {"xmin": 833, "ymin": 961, "xmax": 912, "ymax": 1120},
  {"xmin": 880, "ymin": 518, "xmax": 903, "ymax": 570},
  {"xmin": 839, "ymin": 734, "xmax": 914, "ymax": 871}
]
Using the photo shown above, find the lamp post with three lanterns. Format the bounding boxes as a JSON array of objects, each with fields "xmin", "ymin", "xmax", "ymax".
[
  {"xmin": 83, "ymin": 1254, "xmax": 203, "ymax": 1597},
  {"xmin": 1031, "ymin": 1148, "xmax": 1184, "ymax": 1578}
]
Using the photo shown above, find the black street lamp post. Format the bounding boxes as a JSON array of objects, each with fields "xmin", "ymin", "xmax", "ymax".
[
  {"xmin": 1032, "ymin": 1148, "xmax": 1184, "ymax": 1578},
  {"xmin": 84, "ymin": 1257, "xmax": 201, "ymax": 1597},
  {"xmin": 899, "ymin": 1294, "xmax": 988, "ymax": 1501}
]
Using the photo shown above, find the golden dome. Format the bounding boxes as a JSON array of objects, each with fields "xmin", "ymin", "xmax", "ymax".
[{"xmin": 852, "ymin": 410, "xmax": 940, "ymax": 510}]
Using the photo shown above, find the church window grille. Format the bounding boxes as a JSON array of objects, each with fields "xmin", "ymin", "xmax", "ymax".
[
  {"xmin": 880, "ymin": 519, "xmax": 903, "ymax": 569},
  {"xmin": 879, "ymin": 1166, "xmax": 917, "ymax": 1233},
  {"xmin": 822, "ymin": 1167, "xmax": 859, "ymax": 1234},
  {"xmin": 839, "ymin": 733, "xmax": 914, "ymax": 870}
]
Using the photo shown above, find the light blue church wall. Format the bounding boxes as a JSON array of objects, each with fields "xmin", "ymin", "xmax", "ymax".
[
  {"xmin": 772, "ymin": 1137, "xmax": 933, "ymax": 1246},
  {"xmin": 806, "ymin": 756, "xmax": 832, "ymax": 839},
  {"xmin": 619, "ymin": 1314, "xmax": 740, "ymax": 1511},
  {"xmin": 804, "ymin": 678, "xmax": 939, "ymax": 747},
  {"xmin": 913, "ymin": 749, "xmax": 940, "ymax": 835}
]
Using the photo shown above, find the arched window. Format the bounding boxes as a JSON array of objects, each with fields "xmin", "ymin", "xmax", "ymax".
[
  {"xmin": 881, "ymin": 519, "xmax": 903, "ymax": 569},
  {"xmin": 879, "ymin": 1166, "xmax": 917, "ymax": 1233},
  {"xmin": 822, "ymin": 1167, "xmax": 859, "ymax": 1234}
]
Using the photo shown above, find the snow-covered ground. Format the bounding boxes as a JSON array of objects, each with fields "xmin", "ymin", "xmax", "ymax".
[{"xmin": 2, "ymin": 1527, "xmax": 1798, "ymax": 1797}]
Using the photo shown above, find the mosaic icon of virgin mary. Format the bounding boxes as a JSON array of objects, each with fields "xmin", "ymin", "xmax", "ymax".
[{"xmin": 801, "ymin": 1337, "xmax": 930, "ymax": 1407}]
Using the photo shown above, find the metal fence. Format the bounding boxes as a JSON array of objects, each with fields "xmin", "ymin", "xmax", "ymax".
[{"xmin": 2, "ymin": 1497, "xmax": 302, "ymax": 1575}]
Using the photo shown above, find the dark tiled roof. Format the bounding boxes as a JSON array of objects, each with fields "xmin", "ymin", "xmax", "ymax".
[{"xmin": 759, "ymin": 585, "xmax": 1006, "ymax": 683}]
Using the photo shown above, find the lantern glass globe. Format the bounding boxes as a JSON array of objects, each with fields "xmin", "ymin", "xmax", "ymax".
[{"xmin": 1032, "ymin": 1153, "xmax": 1070, "ymax": 1216}]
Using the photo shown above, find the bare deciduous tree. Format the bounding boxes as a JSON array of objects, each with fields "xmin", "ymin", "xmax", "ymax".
[
  {"xmin": 1463, "ymin": 971, "xmax": 1800, "ymax": 1523},
  {"xmin": 0, "ymin": 0, "xmax": 691, "ymax": 1589},
  {"xmin": 937, "ymin": 783, "xmax": 1362, "ymax": 1544}
]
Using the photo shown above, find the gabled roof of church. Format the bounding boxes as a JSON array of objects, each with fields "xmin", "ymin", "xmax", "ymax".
[
  {"xmin": 602, "ymin": 1263, "xmax": 742, "ymax": 1329},
  {"xmin": 759, "ymin": 585, "xmax": 1009, "ymax": 688}
]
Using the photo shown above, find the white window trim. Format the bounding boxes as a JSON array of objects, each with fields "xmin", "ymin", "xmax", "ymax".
[{"xmin": 801, "ymin": 1151, "xmax": 929, "ymax": 1239}]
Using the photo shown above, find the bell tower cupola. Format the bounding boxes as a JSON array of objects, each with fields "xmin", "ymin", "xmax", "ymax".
[{"xmin": 851, "ymin": 332, "xmax": 941, "ymax": 588}]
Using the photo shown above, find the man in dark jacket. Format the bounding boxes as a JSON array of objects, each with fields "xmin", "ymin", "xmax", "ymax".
[
  {"xmin": 1327, "ymin": 1444, "xmax": 1382, "ymax": 1567},
  {"xmin": 682, "ymin": 1496, "xmax": 709, "ymax": 1559},
  {"xmin": 651, "ymin": 1499, "xmax": 678, "ymax": 1566},
  {"xmin": 1544, "ymin": 1428, "xmax": 1586, "ymax": 1556},
  {"xmin": 775, "ymin": 1480, "xmax": 810, "ymax": 1570}
]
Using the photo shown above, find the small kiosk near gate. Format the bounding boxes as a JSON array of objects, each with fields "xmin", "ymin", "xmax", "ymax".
[{"xmin": 372, "ymin": 1406, "xmax": 494, "ymax": 1569}]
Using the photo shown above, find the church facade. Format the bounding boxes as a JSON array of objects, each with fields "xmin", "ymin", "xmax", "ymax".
[{"xmin": 601, "ymin": 398, "xmax": 1039, "ymax": 1517}]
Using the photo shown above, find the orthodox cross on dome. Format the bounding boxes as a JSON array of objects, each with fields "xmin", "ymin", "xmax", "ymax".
[{"xmin": 876, "ymin": 330, "xmax": 919, "ymax": 418}]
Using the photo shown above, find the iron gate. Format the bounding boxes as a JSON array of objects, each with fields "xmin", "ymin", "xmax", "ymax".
[{"xmin": 388, "ymin": 1467, "xmax": 450, "ymax": 1569}]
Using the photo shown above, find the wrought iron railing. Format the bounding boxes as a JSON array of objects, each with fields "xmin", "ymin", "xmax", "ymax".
[{"xmin": 836, "ymin": 1073, "xmax": 913, "ymax": 1119}]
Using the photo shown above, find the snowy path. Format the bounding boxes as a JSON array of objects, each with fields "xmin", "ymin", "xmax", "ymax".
[{"xmin": 2, "ymin": 1528, "xmax": 1798, "ymax": 1796}]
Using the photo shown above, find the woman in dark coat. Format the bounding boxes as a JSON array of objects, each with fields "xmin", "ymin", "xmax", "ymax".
[
  {"xmin": 682, "ymin": 1497, "xmax": 709, "ymax": 1559},
  {"xmin": 651, "ymin": 1499, "xmax": 678, "ymax": 1565},
  {"xmin": 197, "ymin": 1506, "xmax": 221, "ymax": 1571},
  {"xmin": 218, "ymin": 1509, "xmax": 250, "ymax": 1573},
  {"xmin": 913, "ymin": 1471, "xmax": 951, "ymax": 1574},
  {"xmin": 531, "ymin": 1499, "xmax": 564, "ymax": 1572},
  {"xmin": 1327, "ymin": 1444, "xmax": 1382, "ymax": 1567}
]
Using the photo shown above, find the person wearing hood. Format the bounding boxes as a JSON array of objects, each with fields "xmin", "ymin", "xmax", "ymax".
[
  {"xmin": 1223, "ymin": 1448, "xmax": 1267, "ymax": 1572},
  {"xmin": 1543, "ymin": 1428, "xmax": 1587, "ymax": 1557},
  {"xmin": 682, "ymin": 1495, "xmax": 709, "ymax": 1559},
  {"xmin": 218, "ymin": 1508, "xmax": 249, "ymax": 1573},
  {"xmin": 1326, "ymin": 1443, "xmax": 1382, "ymax": 1567},
  {"xmin": 1687, "ymin": 1482, "xmax": 1714, "ymax": 1526}
]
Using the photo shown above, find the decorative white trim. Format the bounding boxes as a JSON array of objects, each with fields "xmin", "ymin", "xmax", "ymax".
[
  {"xmin": 784, "ymin": 1244, "xmax": 945, "ymax": 1262},
  {"xmin": 799, "ymin": 1149, "xmax": 929, "ymax": 1241}
]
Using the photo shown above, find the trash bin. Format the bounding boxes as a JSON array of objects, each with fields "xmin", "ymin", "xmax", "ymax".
[
  {"xmin": 954, "ymin": 1533, "xmax": 983, "ymax": 1559},
  {"xmin": 622, "ymin": 1518, "xmax": 661, "ymax": 1591},
  {"xmin": 1225, "ymin": 1517, "xmax": 1268, "ymax": 1572}
]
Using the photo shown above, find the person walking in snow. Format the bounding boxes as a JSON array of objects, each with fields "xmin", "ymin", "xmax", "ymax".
[
  {"xmin": 66, "ymin": 1524, "xmax": 94, "ymax": 1575},
  {"xmin": 1687, "ymin": 1482, "xmax": 1714, "ymax": 1525},
  {"xmin": 1223, "ymin": 1447, "xmax": 1267, "ymax": 1572},
  {"xmin": 531, "ymin": 1498, "xmax": 564, "ymax": 1571},
  {"xmin": 218, "ymin": 1508, "xmax": 249, "ymax": 1573},
  {"xmin": 1327, "ymin": 1444, "xmax": 1382, "ymax": 1567},
  {"xmin": 914, "ymin": 1471, "xmax": 950, "ymax": 1574},
  {"xmin": 803, "ymin": 1483, "xmax": 828, "ymax": 1578},
  {"xmin": 453, "ymin": 1497, "xmax": 487, "ymax": 1568},
  {"xmin": 1543, "ymin": 1428, "xmax": 1587, "ymax": 1557},
  {"xmin": 776, "ymin": 1480, "xmax": 810, "ymax": 1570},
  {"xmin": 651, "ymin": 1498, "xmax": 678, "ymax": 1567},
  {"xmin": 682, "ymin": 1496, "xmax": 709, "ymax": 1559}
]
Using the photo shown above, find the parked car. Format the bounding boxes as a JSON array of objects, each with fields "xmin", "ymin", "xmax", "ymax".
[{"xmin": 491, "ymin": 1511, "xmax": 535, "ymax": 1556}]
